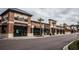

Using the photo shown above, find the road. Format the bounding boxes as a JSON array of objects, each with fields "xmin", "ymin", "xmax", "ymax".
[{"xmin": 0, "ymin": 33, "xmax": 77, "ymax": 50}]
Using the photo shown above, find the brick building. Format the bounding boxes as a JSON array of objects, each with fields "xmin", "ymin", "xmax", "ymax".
[{"xmin": 0, "ymin": 8, "xmax": 72, "ymax": 38}]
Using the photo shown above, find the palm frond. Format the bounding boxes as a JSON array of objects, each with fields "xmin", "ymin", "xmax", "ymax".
[{"xmin": 38, "ymin": 18, "xmax": 44, "ymax": 22}]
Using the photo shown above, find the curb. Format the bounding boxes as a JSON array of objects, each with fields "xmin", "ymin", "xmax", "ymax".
[{"xmin": 63, "ymin": 40, "xmax": 76, "ymax": 50}]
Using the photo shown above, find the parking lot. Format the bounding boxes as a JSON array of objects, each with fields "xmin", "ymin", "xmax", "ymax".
[{"xmin": 0, "ymin": 33, "xmax": 77, "ymax": 50}]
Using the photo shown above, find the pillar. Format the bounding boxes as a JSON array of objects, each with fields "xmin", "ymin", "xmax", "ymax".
[
  {"xmin": 27, "ymin": 16, "xmax": 33, "ymax": 36},
  {"xmin": 0, "ymin": 17, "xmax": 1, "ymax": 33},
  {"xmin": 7, "ymin": 12, "xmax": 14, "ymax": 38},
  {"xmin": 31, "ymin": 25, "xmax": 34, "ymax": 36},
  {"xmin": 42, "ymin": 24, "xmax": 44, "ymax": 36},
  {"xmin": 55, "ymin": 28, "xmax": 57, "ymax": 35},
  {"xmin": 49, "ymin": 27, "xmax": 52, "ymax": 35},
  {"xmin": 49, "ymin": 20, "xmax": 52, "ymax": 35},
  {"xmin": 58, "ymin": 29, "xmax": 60, "ymax": 35}
]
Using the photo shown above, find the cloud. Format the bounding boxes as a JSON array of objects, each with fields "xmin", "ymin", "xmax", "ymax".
[
  {"xmin": 0, "ymin": 8, "xmax": 79, "ymax": 25},
  {"xmin": 21, "ymin": 8, "xmax": 79, "ymax": 25}
]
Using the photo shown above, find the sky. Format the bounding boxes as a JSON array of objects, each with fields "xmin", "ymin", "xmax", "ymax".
[{"xmin": 0, "ymin": 8, "xmax": 79, "ymax": 25}]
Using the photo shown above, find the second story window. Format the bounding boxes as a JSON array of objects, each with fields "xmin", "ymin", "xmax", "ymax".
[
  {"xmin": 19, "ymin": 17, "xmax": 24, "ymax": 21},
  {"xmin": 14, "ymin": 16, "xmax": 28, "ymax": 22},
  {"xmin": 2, "ymin": 17, "xmax": 8, "ymax": 21},
  {"xmin": 14, "ymin": 16, "xmax": 19, "ymax": 20},
  {"xmin": 24, "ymin": 19, "xmax": 28, "ymax": 22}
]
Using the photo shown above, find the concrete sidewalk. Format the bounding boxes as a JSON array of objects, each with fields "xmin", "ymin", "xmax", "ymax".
[
  {"xmin": 2, "ymin": 33, "xmax": 77, "ymax": 40},
  {"xmin": 4, "ymin": 35, "xmax": 50, "ymax": 40}
]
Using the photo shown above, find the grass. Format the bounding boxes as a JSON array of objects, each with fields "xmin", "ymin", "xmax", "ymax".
[{"xmin": 68, "ymin": 40, "xmax": 79, "ymax": 50}]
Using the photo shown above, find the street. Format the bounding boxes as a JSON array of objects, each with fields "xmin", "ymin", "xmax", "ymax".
[{"xmin": 0, "ymin": 33, "xmax": 77, "ymax": 50}]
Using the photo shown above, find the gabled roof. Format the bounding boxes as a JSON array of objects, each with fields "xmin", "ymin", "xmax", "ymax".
[{"xmin": 0, "ymin": 8, "xmax": 32, "ymax": 16}]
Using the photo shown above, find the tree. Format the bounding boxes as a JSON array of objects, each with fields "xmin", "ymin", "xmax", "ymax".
[
  {"xmin": 63, "ymin": 23, "xmax": 67, "ymax": 34},
  {"xmin": 37, "ymin": 18, "xmax": 44, "ymax": 36}
]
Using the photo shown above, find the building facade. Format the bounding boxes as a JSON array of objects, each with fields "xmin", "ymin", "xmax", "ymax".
[{"xmin": 0, "ymin": 8, "xmax": 74, "ymax": 38}]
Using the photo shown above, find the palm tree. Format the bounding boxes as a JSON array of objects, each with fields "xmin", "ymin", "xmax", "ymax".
[
  {"xmin": 38, "ymin": 18, "xmax": 44, "ymax": 36},
  {"xmin": 63, "ymin": 23, "xmax": 67, "ymax": 34},
  {"xmin": 63, "ymin": 23, "xmax": 67, "ymax": 28}
]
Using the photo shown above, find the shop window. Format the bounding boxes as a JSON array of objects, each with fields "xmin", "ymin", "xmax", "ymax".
[
  {"xmin": 24, "ymin": 19, "xmax": 28, "ymax": 22},
  {"xmin": 1, "ymin": 26, "xmax": 7, "ymax": 33},
  {"xmin": 14, "ymin": 16, "xmax": 19, "ymax": 20},
  {"xmin": 14, "ymin": 16, "xmax": 27, "ymax": 22}
]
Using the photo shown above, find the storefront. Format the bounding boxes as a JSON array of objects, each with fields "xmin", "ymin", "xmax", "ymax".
[
  {"xmin": 14, "ymin": 26, "xmax": 27, "ymax": 37},
  {"xmin": 0, "ymin": 8, "xmax": 73, "ymax": 39}
]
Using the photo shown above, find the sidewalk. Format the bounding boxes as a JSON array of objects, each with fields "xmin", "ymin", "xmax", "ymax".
[
  {"xmin": 4, "ymin": 35, "xmax": 50, "ymax": 40},
  {"xmin": 3, "ymin": 33, "xmax": 76, "ymax": 40}
]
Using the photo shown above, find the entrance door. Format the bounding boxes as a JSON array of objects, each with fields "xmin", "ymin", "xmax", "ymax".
[{"xmin": 14, "ymin": 26, "xmax": 27, "ymax": 37}]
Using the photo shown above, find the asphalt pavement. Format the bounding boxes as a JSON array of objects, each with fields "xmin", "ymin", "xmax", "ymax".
[{"xmin": 0, "ymin": 33, "xmax": 77, "ymax": 50}]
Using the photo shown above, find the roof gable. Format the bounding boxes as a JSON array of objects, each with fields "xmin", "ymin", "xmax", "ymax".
[{"xmin": 0, "ymin": 8, "xmax": 32, "ymax": 16}]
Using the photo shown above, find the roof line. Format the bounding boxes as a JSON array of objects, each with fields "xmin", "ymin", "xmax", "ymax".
[{"xmin": 0, "ymin": 8, "xmax": 32, "ymax": 16}]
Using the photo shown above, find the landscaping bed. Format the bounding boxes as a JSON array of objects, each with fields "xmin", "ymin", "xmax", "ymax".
[{"xmin": 68, "ymin": 40, "xmax": 79, "ymax": 50}]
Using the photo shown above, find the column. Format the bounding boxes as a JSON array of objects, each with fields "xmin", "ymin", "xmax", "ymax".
[
  {"xmin": 42, "ymin": 24, "xmax": 44, "ymax": 36},
  {"xmin": 0, "ymin": 17, "xmax": 1, "ymax": 33},
  {"xmin": 27, "ymin": 16, "xmax": 33, "ymax": 36},
  {"xmin": 55, "ymin": 28, "xmax": 57, "ymax": 35},
  {"xmin": 59, "ymin": 29, "xmax": 61, "ymax": 34},
  {"xmin": 58, "ymin": 29, "xmax": 60, "ymax": 35},
  {"xmin": 49, "ymin": 19, "xmax": 51, "ymax": 35},
  {"xmin": 7, "ymin": 12, "xmax": 14, "ymax": 38},
  {"xmin": 31, "ymin": 25, "xmax": 34, "ymax": 36},
  {"xmin": 49, "ymin": 27, "xmax": 52, "ymax": 35}
]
